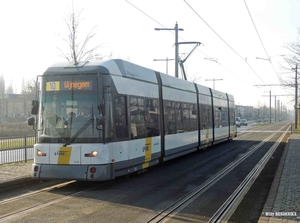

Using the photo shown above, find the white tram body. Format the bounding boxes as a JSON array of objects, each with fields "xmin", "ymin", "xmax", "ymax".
[{"xmin": 29, "ymin": 59, "xmax": 237, "ymax": 181}]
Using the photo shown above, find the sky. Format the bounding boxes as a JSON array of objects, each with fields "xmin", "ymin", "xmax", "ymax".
[{"xmin": 0, "ymin": 0, "xmax": 299, "ymax": 111}]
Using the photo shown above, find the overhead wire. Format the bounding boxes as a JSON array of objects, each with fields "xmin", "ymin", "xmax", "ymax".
[
  {"xmin": 244, "ymin": 0, "xmax": 281, "ymax": 81},
  {"xmin": 218, "ymin": 63, "xmax": 254, "ymax": 86},
  {"xmin": 125, "ymin": 0, "xmax": 214, "ymax": 80},
  {"xmin": 125, "ymin": 0, "xmax": 267, "ymax": 90},
  {"xmin": 244, "ymin": 0, "xmax": 270, "ymax": 60},
  {"xmin": 125, "ymin": 0, "xmax": 212, "ymax": 60},
  {"xmin": 183, "ymin": 0, "xmax": 245, "ymax": 62},
  {"xmin": 183, "ymin": 0, "xmax": 268, "ymax": 85},
  {"xmin": 124, "ymin": 0, "xmax": 166, "ymax": 29}
]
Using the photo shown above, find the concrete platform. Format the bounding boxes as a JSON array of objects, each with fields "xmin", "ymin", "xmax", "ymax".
[
  {"xmin": 258, "ymin": 134, "xmax": 300, "ymax": 223},
  {"xmin": 0, "ymin": 159, "xmax": 33, "ymax": 192}
]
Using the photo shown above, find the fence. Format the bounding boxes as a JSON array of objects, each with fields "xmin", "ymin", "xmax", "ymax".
[{"xmin": 0, "ymin": 136, "xmax": 35, "ymax": 164}]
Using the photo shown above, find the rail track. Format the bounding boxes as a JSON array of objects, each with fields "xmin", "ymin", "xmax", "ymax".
[
  {"xmin": 146, "ymin": 123, "xmax": 289, "ymax": 222},
  {"xmin": 0, "ymin": 122, "xmax": 291, "ymax": 222}
]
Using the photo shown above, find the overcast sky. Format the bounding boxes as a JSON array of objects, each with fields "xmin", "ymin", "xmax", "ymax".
[{"xmin": 0, "ymin": 0, "xmax": 299, "ymax": 110}]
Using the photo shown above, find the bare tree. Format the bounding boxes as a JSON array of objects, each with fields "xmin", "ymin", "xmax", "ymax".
[
  {"xmin": 188, "ymin": 72, "xmax": 201, "ymax": 83},
  {"xmin": 283, "ymin": 29, "xmax": 300, "ymax": 67},
  {"xmin": 57, "ymin": 2, "xmax": 102, "ymax": 65},
  {"xmin": 275, "ymin": 28, "xmax": 300, "ymax": 95},
  {"xmin": 6, "ymin": 83, "xmax": 14, "ymax": 94},
  {"xmin": 0, "ymin": 75, "xmax": 5, "ymax": 118},
  {"xmin": 21, "ymin": 78, "xmax": 36, "ymax": 95},
  {"xmin": 0, "ymin": 75, "xmax": 5, "ymax": 97}
]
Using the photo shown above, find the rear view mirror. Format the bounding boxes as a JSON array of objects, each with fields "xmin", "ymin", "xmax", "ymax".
[
  {"xmin": 31, "ymin": 100, "xmax": 39, "ymax": 115},
  {"xmin": 27, "ymin": 117, "xmax": 35, "ymax": 126}
]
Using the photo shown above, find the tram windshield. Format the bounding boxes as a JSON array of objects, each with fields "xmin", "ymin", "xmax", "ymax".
[{"xmin": 36, "ymin": 75, "xmax": 105, "ymax": 144}]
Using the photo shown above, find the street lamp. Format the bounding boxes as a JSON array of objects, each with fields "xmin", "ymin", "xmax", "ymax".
[
  {"xmin": 155, "ymin": 22, "xmax": 184, "ymax": 78},
  {"xmin": 153, "ymin": 57, "xmax": 175, "ymax": 75},
  {"xmin": 205, "ymin": 78, "xmax": 223, "ymax": 90},
  {"xmin": 264, "ymin": 90, "xmax": 272, "ymax": 123},
  {"xmin": 293, "ymin": 64, "xmax": 298, "ymax": 129},
  {"xmin": 204, "ymin": 57, "xmax": 219, "ymax": 63},
  {"xmin": 256, "ymin": 57, "xmax": 271, "ymax": 62}
]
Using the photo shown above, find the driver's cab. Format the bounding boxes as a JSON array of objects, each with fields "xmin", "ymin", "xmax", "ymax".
[{"xmin": 28, "ymin": 75, "xmax": 112, "ymax": 144}]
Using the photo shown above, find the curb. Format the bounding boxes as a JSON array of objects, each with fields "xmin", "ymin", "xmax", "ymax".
[{"xmin": 0, "ymin": 177, "xmax": 36, "ymax": 193}]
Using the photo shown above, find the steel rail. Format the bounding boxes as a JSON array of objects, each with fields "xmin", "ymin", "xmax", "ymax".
[
  {"xmin": 0, "ymin": 180, "xmax": 101, "ymax": 223},
  {"xmin": 146, "ymin": 123, "xmax": 289, "ymax": 223},
  {"xmin": 208, "ymin": 125, "xmax": 289, "ymax": 222}
]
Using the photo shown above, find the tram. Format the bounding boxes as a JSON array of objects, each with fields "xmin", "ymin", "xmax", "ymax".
[{"xmin": 28, "ymin": 59, "xmax": 237, "ymax": 181}]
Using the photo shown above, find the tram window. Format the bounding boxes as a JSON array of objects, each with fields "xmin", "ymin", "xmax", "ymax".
[
  {"xmin": 164, "ymin": 101, "xmax": 198, "ymax": 134},
  {"xmin": 230, "ymin": 108, "xmax": 235, "ymax": 125},
  {"xmin": 145, "ymin": 99, "xmax": 159, "ymax": 137},
  {"xmin": 114, "ymin": 96, "xmax": 128, "ymax": 139},
  {"xmin": 213, "ymin": 106, "xmax": 228, "ymax": 127},
  {"xmin": 190, "ymin": 104, "xmax": 198, "ymax": 131},
  {"xmin": 130, "ymin": 97, "xmax": 146, "ymax": 139},
  {"xmin": 181, "ymin": 103, "xmax": 198, "ymax": 132},
  {"xmin": 176, "ymin": 102, "xmax": 183, "ymax": 132},
  {"xmin": 164, "ymin": 101, "xmax": 176, "ymax": 134},
  {"xmin": 200, "ymin": 104, "xmax": 213, "ymax": 129},
  {"xmin": 182, "ymin": 103, "xmax": 189, "ymax": 132},
  {"xmin": 222, "ymin": 108, "xmax": 229, "ymax": 127},
  {"xmin": 214, "ymin": 106, "xmax": 222, "ymax": 128}
]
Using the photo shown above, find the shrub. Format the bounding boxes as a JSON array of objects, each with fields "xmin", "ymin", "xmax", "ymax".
[{"xmin": 0, "ymin": 122, "xmax": 35, "ymax": 137}]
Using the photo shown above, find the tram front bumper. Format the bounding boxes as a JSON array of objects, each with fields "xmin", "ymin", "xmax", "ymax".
[{"xmin": 31, "ymin": 163, "xmax": 114, "ymax": 181}]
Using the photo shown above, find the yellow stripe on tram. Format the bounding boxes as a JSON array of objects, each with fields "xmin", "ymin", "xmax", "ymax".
[
  {"xmin": 205, "ymin": 128, "xmax": 210, "ymax": 148},
  {"xmin": 142, "ymin": 137, "xmax": 152, "ymax": 169},
  {"xmin": 58, "ymin": 147, "xmax": 72, "ymax": 164}
]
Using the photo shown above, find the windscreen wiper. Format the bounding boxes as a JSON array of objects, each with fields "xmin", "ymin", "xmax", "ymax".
[
  {"xmin": 64, "ymin": 105, "xmax": 95, "ymax": 146},
  {"xmin": 63, "ymin": 116, "xmax": 94, "ymax": 146}
]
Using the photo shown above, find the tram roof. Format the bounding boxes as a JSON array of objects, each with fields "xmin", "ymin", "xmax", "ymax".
[
  {"xmin": 43, "ymin": 59, "xmax": 158, "ymax": 84},
  {"xmin": 43, "ymin": 59, "xmax": 234, "ymax": 100}
]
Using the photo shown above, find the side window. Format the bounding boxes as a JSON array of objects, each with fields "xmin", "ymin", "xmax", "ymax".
[
  {"xmin": 164, "ymin": 101, "xmax": 176, "ymax": 134},
  {"xmin": 130, "ymin": 97, "xmax": 145, "ymax": 139},
  {"xmin": 200, "ymin": 104, "xmax": 213, "ymax": 129},
  {"xmin": 165, "ymin": 101, "xmax": 199, "ymax": 134},
  {"xmin": 214, "ymin": 106, "xmax": 228, "ymax": 128},
  {"xmin": 182, "ymin": 103, "xmax": 198, "ymax": 132},
  {"xmin": 115, "ymin": 96, "xmax": 128, "ymax": 139},
  {"xmin": 145, "ymin": 99, "xmax": 160, "ymax": 137},
  {"xmin": 230, "ymin": 108, "xmax": 235, "ymax": 125},
  {"xmin": 190, "ymin": 104, "xmax": 198, "ymax": 131},
  {"xmin": 182, "ymin": 103, "xmax": 189, "ymax": 132},
  {"xmin": 222, "ymin": 107, "xmax": 228, "ymax": 127},
  {"xmin": 176, "ymin": 102, "xmax": 183, "ymax": 132},
  {"xmin": 214, "ymin": 106, "xmax": 222, "ymax": 128}
]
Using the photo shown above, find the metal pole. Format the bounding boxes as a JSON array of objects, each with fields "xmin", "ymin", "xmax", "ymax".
[
  {"xmin": 153, "ymin": 58, "xmax": 175, "ymax": 75},
  {"xmin": 295, "ymin": 64, "xmax": 298, "ymax": 129},
  {"xmin": 175, "ymin": 22, "xmax": 179, "ymax": 78},
  {"xmin": 274, "ymin": 95, "xmax": 276, "ymax": 122},
  {"xmin": 154, "ymin": 23, "xmax": 183, "ymax": 78},
  {"xmin": 24, "ymin": 135, "xmax": 27, "ymax": 162},
  {"xmin": 278, "ymin": 100, "xmax": 280, "ymax": 120},
  {"xmin": 269, "ymin": 90, "xmax": 271, "ymax": 123},
  {"xmin": 166, "ymin": 57, "xmax": 168, "ymax": 74},
  {"xmin": 205, "ymin": 78, "xmax": 223, "ymax": 90}
]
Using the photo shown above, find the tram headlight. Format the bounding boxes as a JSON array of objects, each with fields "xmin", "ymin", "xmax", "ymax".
[
  {"xmin": 37, "ymin": 150, "xmax": 47, "ymax": 156},
  {"xmin": 85, "ymin": 151, "xmax": 98, "ymax": 157}
]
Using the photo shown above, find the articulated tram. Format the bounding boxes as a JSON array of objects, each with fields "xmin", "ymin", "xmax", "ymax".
[{"xmin": 28, "ymin": 59, "xmax": 237, "ymax": 181}]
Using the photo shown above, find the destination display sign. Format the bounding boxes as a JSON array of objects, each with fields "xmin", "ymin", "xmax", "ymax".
[{"xmin": 46, "ymin": 81, "xmax": 93, "ymax": 91}]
